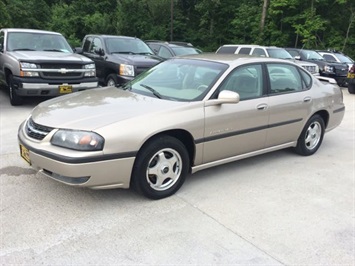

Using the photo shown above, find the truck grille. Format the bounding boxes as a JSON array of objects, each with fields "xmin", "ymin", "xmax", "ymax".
[
  {"xmin": 39, "ymin": 63, "xmax": 83, "ymax": 79},
  {"xmin": 25, "ymin": 117, "xmax": 54, "ymax": 140}
]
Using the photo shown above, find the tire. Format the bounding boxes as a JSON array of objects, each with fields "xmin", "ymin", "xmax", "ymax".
[
  {"xmin": 8, "ymin": 74, "xmax": 23, "ymax": 106},
  {"xmin": 106, "ymin": 74, "xmax": 118, "ymax": 87},
  {"xmin": 295, "ymin": 114, "xmax": 325, "ymax": 156},
  {"xmin": 131, "ymin": 135, "xmax": 189, "ymax": 200},
  {"xmin": 348, "ymin": 83, "xmax": 355, "ymax": 94}
]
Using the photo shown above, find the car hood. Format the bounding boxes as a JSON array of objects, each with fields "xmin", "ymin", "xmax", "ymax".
[
  {"xmin": 8, "ymin": 51, "xmax": 92, "ymax": 63},
  {"xmin": 31, "ymin": 87, "xmax": 187, "ymax": 130},
  {"xmin": 109, "ymin": 53, "xmax": 163, "ymax": 66}
]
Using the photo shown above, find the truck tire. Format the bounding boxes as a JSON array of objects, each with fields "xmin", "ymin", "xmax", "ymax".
[
  {"xmin": 8, "ymin": 74, "xmax": 23, "ymax": 106},
  {"xmin": 348, "ymin": 83, "xmax": 355, "ymax": 94},
  {"xmin": 106, "ymin": 74, "xmax": 118, "ymax": 87}
]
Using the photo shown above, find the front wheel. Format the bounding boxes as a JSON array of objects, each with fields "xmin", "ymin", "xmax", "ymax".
[
  {"xmin": 8, "ymin": 74, "xmax": 23, "ymax": 106},
  {"xmin": 348, "ymin": 83, "xmax": 355, "ymax": 94},
  {"xmin": 294, "ymin": 114, "xmax": 325, "ymax": 156},
  {"xmin": 131, "ymin": 135, "xmax": 189, "ymax": 199},
  {"xmin": 106, "ymin": 74, "xmax": 118, "ymax": 87}
]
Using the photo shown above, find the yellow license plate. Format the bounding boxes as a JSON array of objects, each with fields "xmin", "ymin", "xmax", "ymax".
[
  {"xmin": 20, "ymin": 144, "xmax": 31, "ymax": 165},
  {"xmin": 347, "ymin": 73, "xmax": 355, "ymax": 79},
  {"xmin": 59, "ymin": 85, "xmax": 73, "ymax": 94}
]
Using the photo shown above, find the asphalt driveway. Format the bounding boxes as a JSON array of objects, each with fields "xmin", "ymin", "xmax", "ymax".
[{"xmin": 0, "ymin": 87, "xmax": 354, "ymax": 265}]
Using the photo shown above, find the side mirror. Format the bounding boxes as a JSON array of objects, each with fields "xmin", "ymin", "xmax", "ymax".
[
  {"xmin": 294, "ymin": 55, "xmax": 301, "ymax": 60},
  {"xmin": 205, "ymin": 90, "xmax": 240, "ymax": 107},
  {"xmin": 74, "ymin": 47, "xmax": 83, "ymax": 54}
]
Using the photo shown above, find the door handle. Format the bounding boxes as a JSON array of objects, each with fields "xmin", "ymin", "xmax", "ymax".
[
  {"xmin": 257, "ymin": 103, "xmax": 268, "ymax": 110},
  {"xmin": 303, "ymin": 96, "xmax": 312, "ymax": 102}
]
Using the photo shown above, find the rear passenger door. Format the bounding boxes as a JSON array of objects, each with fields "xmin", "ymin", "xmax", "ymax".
[
  {"xmin": 82, "ymin": 37, "xmax": 105, "ymax": 81},
  {"xmin": 265, "ymin": 63, "xmax": 313, "ymax": 147}
]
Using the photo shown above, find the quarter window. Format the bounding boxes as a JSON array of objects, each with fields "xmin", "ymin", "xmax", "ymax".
[
  {"xmin": 238, "ymin": 47, "xmax": 251, "ymax": 55},
  {"xmin": 90, "ymin": 38, "xmax": 103, "ymax": 54}
]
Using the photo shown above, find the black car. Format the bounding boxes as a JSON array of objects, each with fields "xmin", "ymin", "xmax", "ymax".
[
  {"xmin": 285, "ymin": 48, "xmax": 348, "ymax": 86},
  {"xmin": 76, "ymin": 35, "xmax": 163, "ymax": 86},
  {"xmin": 145, "ymin": 40, "xmax": 201, "ymax": 59}
]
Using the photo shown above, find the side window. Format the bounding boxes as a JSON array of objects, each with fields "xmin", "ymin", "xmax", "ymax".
[
  {"xmin": 322, "ymin": 54, "xmax": 336, "ymax": 62},
  {"xmin": 158, "ymin": 46, "xmax": 173, "ymax": 58},
  {"xmin": 0, "ymin": 32, "xmax": 4, "ymax": 51},
  {"xmin": 82, "ymin": 37, "xmax": 93, "ymax": 53},
  {"xmin": 90, "ymin": 38, "xmax": 103, "ymax": 54},
  {"xmin": 219, "ymin": 64, "xmax": 263, "ymax": 100},
  {"xmin": 238, "ymin": 47, "xmax": 252, "ymax": 55},
  {"xmin": 287, "ymin": 50, "xmax": 298, "ymax": 58},
  {"xmin": 267, "ymin": 64, "xmax": 303, "ymax": 94},
  {"xmin": 252, "ymin": 48, "xmax": 266, "ymax": 57},
  {"xmin": 299, "ymin": 68, "xmax": 312, "ymax": 90},
  {"xmin": 216, "ymin": 46, "xmax": 238, "ymax": 54}
]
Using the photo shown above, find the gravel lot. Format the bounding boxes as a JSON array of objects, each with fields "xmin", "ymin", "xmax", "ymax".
[{"xmin": 1, "ymin": 87, "xmax": 354, "ymax": 265}]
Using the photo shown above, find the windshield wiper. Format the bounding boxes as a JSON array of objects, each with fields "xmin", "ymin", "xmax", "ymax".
[
  {"xmin": 137, "ymin": 52, "xmax": 154, "ymax": 55},
  {"xmin": 43, "ymin": 49, "xmax": 64, "ymax": 52},
  {"xmin": 111, "ymin": 51, "xmax": 136, "ymax": 55},
  {"xmin": 12, "ymin": 48, "xmax": 35, "ymax": 51},
  {"xmin": 140, "ymin": 84, "xmax": 162, "ymax": 99}
]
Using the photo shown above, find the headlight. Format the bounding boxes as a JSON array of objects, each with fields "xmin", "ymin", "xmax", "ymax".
[
  {"xmin": 51, "ymin": 130, "xmax": 104, "ymax": 151},
  {"xmin": 20, "ymin": 62, "xmax": 39, "ymax": 77},
  {"xmin": 84, "ymin": 63, "xmax": 96, "ymax": 77},
  {"xmin": 119, "ymin": 64, "xmax": 135, "ymax": 76},
  {"xmin": 324, "ymin": 65, "xmax": 334, "ymax": 73}
]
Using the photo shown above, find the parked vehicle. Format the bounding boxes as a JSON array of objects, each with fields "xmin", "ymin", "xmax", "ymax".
[
  {"xmin": 285, "ymin": 48, "xmax": 348, "ymax": 86},
  {"xmin": 18, "ymin": 54, "xmax": 345, "ymax": 199},
  {"xmin": 216, "ymin": 44, "xmax": 319, "ymax": 76},
  {"xmin": 347, "ymin": 63, "xmax": 355, "ymax": 94},
  {"xmin": 76, "ymin": 35, "xmax": 163, "ymax": 86},
  {"xmin": 0, "ymin": 28, "xmax": 98, "ymax": 106},
  {"xmin": 317, "ymin": 50, "xmax": 354, "ymax": 71},
  {"xmin": 146, "ymin": 40, "xmax": 201, "ymax": 59}
]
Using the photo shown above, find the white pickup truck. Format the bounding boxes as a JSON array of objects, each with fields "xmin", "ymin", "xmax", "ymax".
[{"xmin": 0, "ymin": 28, "xmax": 98, "ymax": 105}]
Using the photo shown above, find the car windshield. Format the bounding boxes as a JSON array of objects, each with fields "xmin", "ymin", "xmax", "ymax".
[
  {"xmin": 266, "ymin": 48, "xmax": 293, "ymax": 59},
  {"xmin": 171, "ymin": 46, "xmax": 199, "ymax": 56},
  {"xmin": 301, "ymin": 50, "xmax": 324, "ymax": 60},
  {"xmin": 125, "ymin": 58, "xmax": 228, "ymax": 101},
  {"xmin": 106, "ymin": 37, "xmax": 154, "ymax": 55},
  {"xmin": 7, "ymin": 32, "xmax": 73, "ymax": 53},
  {"xmin": 335, "ymin": 54, "xmax": 353, "ymax": 63}
]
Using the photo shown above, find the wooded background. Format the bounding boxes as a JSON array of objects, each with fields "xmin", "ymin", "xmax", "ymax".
[{"xmin": 1, "ymin": 0, "xmax": 354, "ymax": 58}]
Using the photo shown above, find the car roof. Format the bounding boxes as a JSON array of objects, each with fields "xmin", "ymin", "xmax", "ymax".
[
  {"xmin": 2, "ymin": 28, "xmax": 61, "ymax": 35},
  {"xmin": 146, "ymin": 40, "xmax": 196, "ymax": 48},
  {"xmin": 179, "ymin": 53, "xmax": 293, "ymax": 65},
  {"xmin": 86, "ymin": 34, "xmax": 140, "ymax": 40}
]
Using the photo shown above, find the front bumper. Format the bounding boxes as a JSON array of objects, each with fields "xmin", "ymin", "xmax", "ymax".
[
  {"xmin": 13, "ymin": 76, "xmax": 99, "ymax": 97},
  {"xmin": 18, "ymin": 121, "xmax": 135, "ymax": 189}
]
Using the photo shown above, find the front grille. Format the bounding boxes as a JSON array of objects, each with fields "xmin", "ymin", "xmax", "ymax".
[
  {"xmin": 335, "ymin": 67, "xmax": 348, "ymax": 76},
  {"xmin": 39, "ymin": 63, "xmax": 83, "ymax": 79},
  {"xmin": 40, "ymin": 63, "xmax": 82, "ymax": 69},
  {"xmin": 25, "ymin": 117, "xmax": 54, "ymax": 140}
]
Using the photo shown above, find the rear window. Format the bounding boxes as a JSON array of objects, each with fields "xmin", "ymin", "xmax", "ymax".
[{"xmin": 216, "ymin": 46, "xmax": 238, "ymax": 54}]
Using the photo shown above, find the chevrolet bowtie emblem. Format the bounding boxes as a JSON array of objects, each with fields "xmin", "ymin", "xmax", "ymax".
[{"xmin": 59, "ymin": 68, "xmax": 68, "ymax": 74}]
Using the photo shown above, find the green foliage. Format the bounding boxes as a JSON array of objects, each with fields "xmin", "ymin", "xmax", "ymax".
[{"xmin": 1, "ymin": 0, "xmax": 354, "ymax": 58}]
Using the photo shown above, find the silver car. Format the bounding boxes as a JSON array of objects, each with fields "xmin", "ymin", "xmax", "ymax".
[{"xmin": 18, "ymin": 54, "xmax": 345, "ymax": 199}]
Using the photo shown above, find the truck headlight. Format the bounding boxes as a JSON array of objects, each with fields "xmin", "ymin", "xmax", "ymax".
[
  {"xmin": 84, "ymin": 63, "xmax": 96, "ymax": 77},
  {"xmin": 51, "ymin": 130, "xmax": 104, "ymax": 151},
  {"xmin": 119, "ymin": 64, "xmax": 135, "ymax": 77},
  {"xmin": 20, "ymin": 62, "xmax": 39, "ymax": 77},
  {"xmin": 324, "ymin": 65, "xmax": 334, "ymax": 73}
]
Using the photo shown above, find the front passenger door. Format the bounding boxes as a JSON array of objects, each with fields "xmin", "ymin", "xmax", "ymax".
[{"xmin": 203, "ymin": 64, "xmax": 269, "ymax": 163}]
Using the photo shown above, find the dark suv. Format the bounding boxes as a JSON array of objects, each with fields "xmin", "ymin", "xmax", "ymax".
[
  {"xmin": 145, "ymin": 41, "xmax": 201, "ymax": 59},
  {"xmin": 77, "ymin": 35, "xmax": 163, "ymax": 86},
  {"xmin": 285, "ymin": 48, "xmax": 348, "ymax": 86}
]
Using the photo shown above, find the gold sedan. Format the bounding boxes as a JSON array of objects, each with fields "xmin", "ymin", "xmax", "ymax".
[{"xmin": 18, "ymin": 54, "xmax": 345, "ymax": 199}]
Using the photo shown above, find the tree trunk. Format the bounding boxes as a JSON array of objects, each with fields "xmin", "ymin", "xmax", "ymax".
[{"xmin": 260, "ymin": 0, "xmax": 269, "ymax": 33}]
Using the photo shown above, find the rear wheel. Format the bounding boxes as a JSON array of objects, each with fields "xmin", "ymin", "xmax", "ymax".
[
  {"xmin": 295, "ymin": 114, "xmax": 325, "ymax": 156},
  {"xmin": 8, "ymin": 74, "xmax": 23, "ymax": 106},
  {"xmin": 348, "ymin": 83, "xmax": 355, "ymax": 94},
  {"xmin": 131, "ymin": 135, "xmax": 189, "ymax": 199}
]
